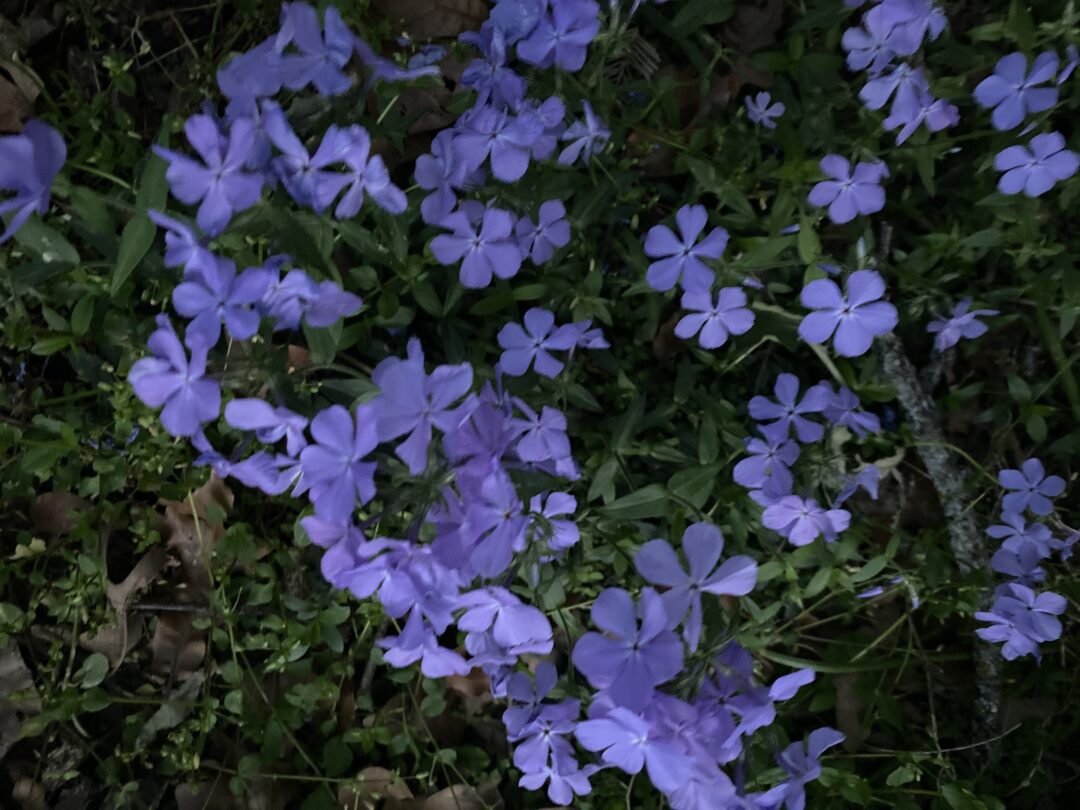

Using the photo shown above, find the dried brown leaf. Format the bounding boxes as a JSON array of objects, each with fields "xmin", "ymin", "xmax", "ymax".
[
  {"xmin": 151, "ymin": 613, "xmax": 206, "ymax": 675},
  {"xmin": 0, "ymin": 70, "xmax": 32, "ymax": 133},
  {"xmin": 445, "ymin": 667, "xmax": 492, "ymax": 716},
  {"xmin": 834, "ymin": 673, "xmax": 866, "ymax": 750},
  {"xmin": 338, "ymin": 766, "xmax": 414, "ymax": 809},
  {"xmin": 174, "ymin": 780, "xmax": 239, "ymax": 810},
  {"xmin": 28, "ymin": 492, "xmax": 90, "ymax": 536},
  {"xmin": 12, "ymin": 777, "xmax": 46, "ymax": 810},
  {"xmin": 0, "ymin": 647, "xmax": 40, "ymax": 760},
  {"xmin": 372, "ymin": 0, "xmax": 489, "ymax": 40},
  {"xmin": 422, "ymin": 784, "xmax": 486, "ymax": 810}
]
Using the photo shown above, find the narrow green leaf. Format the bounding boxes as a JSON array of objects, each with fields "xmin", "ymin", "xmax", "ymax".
[
  {"xmin": 600, "ymin": 484, "xmax": 668, "ymax": 520},
  {"xmin": 111, "ymin": 151, "xmax": 168, "ymax": 294}
]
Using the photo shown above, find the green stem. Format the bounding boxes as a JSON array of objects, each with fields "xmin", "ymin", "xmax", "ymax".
[{"xmin": 1033, "ymin": 296, "xmax": 1080, "ymax": 422}]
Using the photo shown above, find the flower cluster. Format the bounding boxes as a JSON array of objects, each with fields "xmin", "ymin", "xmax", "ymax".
[
  {"xmin": 733, "ymin": 372, "xmax": 883, "ymax": 549},
  {"xmin": 977, "ymin": 458, "xmax": 1072, "ymax": 660}
]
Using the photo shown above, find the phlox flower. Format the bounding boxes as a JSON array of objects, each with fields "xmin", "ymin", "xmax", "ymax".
[
  {"xmin": 926, "ymin": 298, "xmax": 998, "ymax": 351},
  {"xmin": 575, "ymin": 706, "xmax": 692, "ymax": 793},
  {"xmin": 515, "ymin": 199, "xmax": 571, "ymax": 264},
  {"xmin": 0, "ymin": 120, "xmax": 66, "ymax": 243},
  {"xmin": 634, "ymin": 522, "xmax": 758, "ymax": 651},
  {"xmin": 378, "ymin": 607, "xmax": 470, "ymax": 677},
  {"xmin": 974, "ymin": 51, "xmax": 1059, "ymax": 131},
  {"xmin": 430, "ymin": 204, "xmax": 522, "ymax": 288},
  {"xmin": 154, "ymin": 115, "xmax": 264, "ymax": 236},
  {"xmin": 558, "ymin": 100, "xmax": 609, "ymax": 165},
  {"xmin": 258, "ymin": 266, "xmax": 363, "ymax": 331},
  {"xmin": 998, "ymin": 458, "xmax": 1066, "ymax": 516},
  {"xmin": 798, "ymin": 269, "xmax": 898, "ymax": 357},
  {"xmin": 994, "ymin": 132, "xmax": 1079, "ymax": 198},
  {"xmin": 822, "ymin": 385, "xmax": 881, "ymax": 437},
  {"xmin": 224, "ymin": 398, "xmax": 308, "ymax": 456},
  {"xmin": 277, "ymin": 2, "xmax": 354, "ymax": 96},
  {"xmin": 749, "ymin": 373, "xmax": 832, "ymax": 443},
  {"xmin": 755, "ymin": 728, "xmax": 845, "ymax": 810},
  {"xmin": 299, "ymin": 403, "xmax": 378, "ymax": 523},
  {"xmin": 173, "ymin": 254, "xmax": 273, "ymax": 347},
  {"xmin": 674, "ymin": 288, "xmax": 755, "ymax": 349},
  {"xmin": 733, "ymin": 422, "xmax": 799, "ymax": 492},
  {"xmin": 976, "ymin": 583, "xmax": 1066, "ymax": 660},
  {"xmin": 571, "ymin": 588, "xmax": 683, "ymax": 711},
  {"xmin": 807, "ymin": 155, "xmax": 888, "ymax": 224},
  {"xmin": 763, "ymin": 495, "xmax": 851, "ymax": 546},
  {"xmin": 497, "ymin": 308, "xmax": 580, "ymax": 377},
  {"xmin": 643, "ymin": 204, "xmax": 729, "ymax": 293},
  {"xmin": 517, "ymin": 0, "xmax": 600, "ymax": 72},
  {"xmin": 745, "ymin": 92, "xmax": 785, "ymax": 129},
  {"xmin": 128, "ymin": 316, "xmax": 221, "ymax": 438}
]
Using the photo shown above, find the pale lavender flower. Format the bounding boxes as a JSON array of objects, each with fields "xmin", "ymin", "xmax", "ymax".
[
  {"xmin": 994, "ymin": 132, "xmax": 1079, "ymax": 198},
  {"xmin": 643, "ymin": 204, "xmax": 729, "ymax": 293},
  {"xmin": 799, "ymin": 270, "xmax": 898, "ymax": 357},
  {"xmin": 926, "ymin": 298, "xmax": 998, "ymax": 351},
  {"xmin": 0, "ymin": 120, "xmax": 66, "ymax": 243},
  {"xmin": 807, "ymin": 155, "xmax": 888, "ymax": 224},
  {"xmin": 974, "ymin": 51, "xmax": 1059, "ymax": 131},
  {"xmin": 745, "ymin": 92, "xmax": 785, "ymax": 129},
  {"xmin": 674, "ymin": 288, "xmax": 755, "ymax": 349}
]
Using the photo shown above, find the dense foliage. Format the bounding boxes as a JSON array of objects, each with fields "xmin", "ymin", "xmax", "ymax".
[{"xmin": 1, "ymin": 0, "xmax": 1078, "ymax": 808}]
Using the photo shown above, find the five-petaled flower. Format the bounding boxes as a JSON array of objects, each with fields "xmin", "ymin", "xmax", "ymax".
[
  {"xmin": 998, "ymin": 458, "xmax": 1066, "ymax": 516},
  {"xmin": 674, "ymin": 288, "xmax": 755, "ymax": 349},
  {"xmin": 807, "ymin": 155, "xmax": 888, "ymax": 224},
  {"xmin": 799, "ymin": 270, "xmax": 898, "ymax": 357},
  {"xmin": 643, "ymin": 204, "xmax": 729, "ymax": 293},
  {"xmin": 974, "ymin": 51, "xmax": 1059, "ymax": 131},
  {"xmin": 994, "ymin": 132, "xmax": 1079, "ymax": 198},
  {"xmin": 0, "ymin": 120, "xmax": 66, "ymax": 243}
]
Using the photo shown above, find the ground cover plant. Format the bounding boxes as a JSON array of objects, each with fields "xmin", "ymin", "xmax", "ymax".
[{"xmin": 1, "ymin": 0, "xmax": 1079, "ymax": 808}]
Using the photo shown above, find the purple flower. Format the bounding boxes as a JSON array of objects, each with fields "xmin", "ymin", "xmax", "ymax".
[
  {"xmin": 458, "ymin": 587, "xmax": 553, "ymax": 656},
  {"xmin": 1059, "ymin": 45, "xmax": 1078, "ymax": 85},
  {"xmin": 147, "ymin": 210, "xmax": 212, "ymax": 270},
  {"xmin": 859, "ymin": 63, "xmax": 928, "ymax": 117},
  {"xmin": 153, "ymin": 115, "xmax": 264, "ymax": 236},
  {"xmin": 173, "ymin": 255, "xmax": 273, "ymax": 347},
  {"xmin": 0, "ymin": 120, "xmax": 66, "ymax": 243},
  {"xmin": 558, "ymin": 100, "xmax": 609, "ymax": 165},
  {"xmin": 975, "ymin": 583, "xmax": 1066, "ymax": 660},
  {"xmin": 414, "ymin": 130, "xmax": 468, "ymax": 225},
  {"xmin": 517, "ymin": 0, "xmax": 600, "ymax": 72},
  {"xmin": 430, "ymin": 205, "xmax": 522, "ymax": 288},
  {"xmin": 994, "ymin": 132, "xmax": 1079, "ymax": 198},
  {"xmin": 990, "ymin": 542, "xmax": 1046, "ymax": 585},
  {"xmin": 454, "ymin": 105, "xmax": 543, "ymax": 183},
  {"xmin": 575, "ymin": 707, "xmax": 692, "ymax": 793},
  {"xmin": 277, "ymin": 2, "xmax": 354, "ymax": 96},
  {"xmin": 518, "ymin": 749, "xmax": 596, "ymax": 806},
  {"xmin": 643, "ymin": 204, "xmax": 729, "ymax": 293},
  {"xmin": 986, "ymin": 512, "xmax": 1058, "ymax": 557},
  {"xmin": 926, "ymin": 298, "xmax": 999, "ymax": 351},
  {"xmin": 515, "ymin": 200, "xmax": 571, "ymax": 264},
  {"xmin": 529, "ymin": 492, "xmax": 580, "ymax": 551},
  {"xmin": 512, "ymin": 402, "xmax": 571, "ymax": 464},
  {"xmin": 749, "ymin": 374, "xmax": 832, "ymax": 443},
  {"xmin": 998, "ymin": 458, "xmax": 1066, "ymax": 516},
  {"xmin": 799, "ymin": 269, "xmax": 899, "ymax": 357},
  {"xmin": 128, "ymin": 316, "xmax": 221, "ymax": 438},
  {"xmin": 763, "ymin": 496, "xmax": 851, "ymax": 546},
  {"xmin": 841, "ymin": 23, "xmax": 896, "ymax": 75},
  {"xmin": 835, "ymin": 465, "xmax": 882, "ymax": 507},
  {"xmin": 497, "ymin": 308, "xmax": 580, "ymax": 377},
  {"xmin": 745, "ymin": 92, "xmax": 785, "ymax": 128},
  {"xmin": 259, "ymin": 267, "xmax": 363, "ymax": 331},
  {"xmin": 807, "ymin": 155, "xmax": 888, "ymax": 224},
  {"xmin": 299, "ymin": 404, "xmax": 378, "ymax": 523},
  {"xmin": 974, "ymin": 51, "xmax": 1059, "ymax": 131},
  {"xmin": 354, "ymin": 34, "xmax": 442, "ymax": 87},
  {"xmin": 571, "ymin": 588, "xmax": 683, "ymax": 711},
  {"xmin": 757, "ymin": 728, "xmax": 845, "ymax": 810},
  {"xmin": 733, "ymin": 422, "xmax": 799, "ymax": 491},
  {"xmin": 674, "ymin": 288, "xmax": 755, "ymax": 349},
  {"xmin": 883, "ymin": 89, "xmax": 959, "ymax": 144},
  {"xmin": 379, "ymin": 608, "xmax": 470, "ymax": 677},
  {"xmin": 866, "ymin": 0, "xmax": 946, "ymax": 56},
  {"xmin": 217, "ymin": 35, "xmax": 283, "ymax": 102},
  {"xmin": 822, "ymin": 386, "xmax": 881, "ymax": 437},
  {"xmin": 510, "ymin": 698, "xmax": 579, "ymax": 774},
  {"xmin": 311, "ymin": 125, "xmax": 407, "ymax": 217},
  {"xmin": 634, "ymin": 523, "xmax": 757, "ymax": 651},
  {"xmin": 370, "ymin": 339, "xmax": 473, "ymax": 474},
  {"xmin": 224, "ymin": 398, "xmax": 308, "ymax": 456}
]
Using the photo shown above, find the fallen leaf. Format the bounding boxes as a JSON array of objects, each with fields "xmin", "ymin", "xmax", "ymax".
[
  {"xmin": 445, "ymin": 668, "xmax": 492, "ymax": 716},
  {"xmin": 134, "ymin": 671, "xmax": 206, "ymax": 749},
  {"xmin": 422, "ymin": 784, "xmax": 486, "ymax": 810},
  {"xmin": 0, "ymin": 647, "xmax": 40, "ymax": 760},
  {"xmin": 834, "ymin": 672, "xmax": 866, "ymax": 750},
  {"xmin": 12, "ymin": 777, "xmax": 45, "ymax": 810},
  {"xmin": 0, "ymin": 61, "xmax": 39, "ymax": 133},
  {"xmin": 174, "ymin": 781, "xmax": 238, "ymax": 810},
  {"xmin": 338, "ymin": 766, "xmax": 414, "ymax": 809},
  {"xmin": 28, "ymin": 492, "xmax": 90, "ymax": 535},
  {"xmin": 372, "ymin": 0, "xmax": 489, "ymax": 40}
]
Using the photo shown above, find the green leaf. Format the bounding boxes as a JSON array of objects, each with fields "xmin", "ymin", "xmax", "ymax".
[
  {"xmin": 303, "ymin": 320, "xmax": 342, "ymax": 365},
  {"xmin": 804, "ymin": 567, "xmax": 832, "ymax": 598},
  {"xmin": 797, "ymin": 215, "xmax": 821, "ymax": 264},
  {"xmin": 886, "ymin": 765, "xmax": 917, "ymax": 787},
  {"xmin": 600, "ymin": 484, "xmax": 668, "ymax": 520},
  {"xmin": 672, "ymin": 0, "xmax": 734, "ymax": 30},
  {"xmin": 77, "ymin": 652, "xmax": 109, "ymax": 688},
  {"xmin": 111, "ymin": 152, "xmax": 168, "ymax": 295},
  {"xmin": 850, "ymin": 556, "xmax": 887, "ymax": 584},
  {"xmin": 667, "ymin": 464, "xmax": 719, "ymax": 510},
  {"xmin": 14, "ymin": 216, "xmax": 80, "ymax": 265},
  {"xmin": 70, "ymin": 297, "xmax": 94, "ymax": 337}
]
